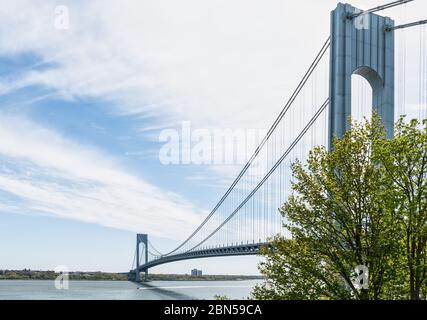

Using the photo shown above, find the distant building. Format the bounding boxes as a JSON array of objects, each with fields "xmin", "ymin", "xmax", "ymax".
[{"xmin": 191, "ymin": 269, "xmax": 202, "ymax": 277}]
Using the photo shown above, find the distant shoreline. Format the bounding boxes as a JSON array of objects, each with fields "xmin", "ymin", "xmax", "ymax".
[{"xmin": 0, "ymin": 270, "xmax": 263, "ymax": 281}]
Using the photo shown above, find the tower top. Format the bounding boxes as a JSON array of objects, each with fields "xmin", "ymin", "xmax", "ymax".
[{"xmin": 328, "ymin": 2, "xmax": 395, "ymax": 147}]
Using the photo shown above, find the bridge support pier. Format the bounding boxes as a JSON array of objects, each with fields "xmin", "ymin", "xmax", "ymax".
[
  {"xmin": 329, "ymin": 3, "xmax": 395, "ymax": 149},
  {"xmin": 135, "ymin": 234, "xmax": 148, "ymax": 282}
]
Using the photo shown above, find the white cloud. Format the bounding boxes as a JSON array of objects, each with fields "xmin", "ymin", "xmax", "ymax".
[
  {"xmin": 0, "ymin": 0, "xmax": 333, "ymax": 128},
  {"xmin": 0, "ymin": 113, "xmax": 203, "ymax": 239},
  {"xmin": 0, "ymin": 0, "xmax": 425, "ymax": 237},
  {"xmin": 1, "ymin": 0, "xmax": 425, "ymax": 126}
]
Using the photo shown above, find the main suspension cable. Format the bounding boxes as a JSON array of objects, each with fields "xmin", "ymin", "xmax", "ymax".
[
  {"xmin": 348, "ymin": 0, "xmax": 414, "ymax": 19},
  {"xmin": 187, "ymin": 98, "xmax": 330, "ymax": 252},
  {"xmin": 159, "ymin": 37, "xmax": 331, "ymax": 257}
]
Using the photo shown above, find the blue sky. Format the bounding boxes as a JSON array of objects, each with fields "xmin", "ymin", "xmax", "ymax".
[{"xmin": 0, "ymin": 0, "xmax": 426, "ymax": 274}]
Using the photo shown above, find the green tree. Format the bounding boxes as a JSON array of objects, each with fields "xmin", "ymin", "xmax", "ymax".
[
  {"xmin": 253, "ymin": 116, "xmax": 406, "ymax": 300},
  {"xmin": 374, "ymin": 118, "xmax": 427, "ymax": 300}
]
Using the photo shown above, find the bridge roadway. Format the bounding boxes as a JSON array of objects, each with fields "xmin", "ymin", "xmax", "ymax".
[{"xmin": 129, "ymin": 242, "xmax": 269, "ymax": 280}]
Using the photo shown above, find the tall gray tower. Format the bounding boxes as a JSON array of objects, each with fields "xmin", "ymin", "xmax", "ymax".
[
  {"xmin": 329, "ymin": 3, "xmax": 395, "ymax": 148},
  {"xmin": 135, "ymin": 234, "xmax": 148, "ymax": 282}
]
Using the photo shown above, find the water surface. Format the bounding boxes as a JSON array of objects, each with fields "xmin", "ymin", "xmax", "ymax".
[{"xmin": 0, "ymin": 280, "xmax": 262, "ymax": 300}]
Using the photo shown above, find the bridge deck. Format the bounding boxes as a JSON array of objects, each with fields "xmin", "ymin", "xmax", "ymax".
[{"xmin": 131, "ymin": 242, "xmax": 269, "ymax": 274}]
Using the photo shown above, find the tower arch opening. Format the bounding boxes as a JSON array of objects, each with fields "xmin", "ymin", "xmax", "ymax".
[{"xmin": 351, "ymin": 67, "xmax": 378, "ymax": 122}]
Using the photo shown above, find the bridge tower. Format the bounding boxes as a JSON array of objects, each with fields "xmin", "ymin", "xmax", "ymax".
[
  {"xmin": 329, "ymin": 3, "xmax": 395, "ymax": 148},
  {"xmin": 135, "ymin": 234, "xmax": 148, "ymax": 282}
]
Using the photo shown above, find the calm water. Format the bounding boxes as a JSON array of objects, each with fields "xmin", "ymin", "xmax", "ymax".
[{"xmin": 0, "ymin": 280, "xmax": 262, "ymax": 300}]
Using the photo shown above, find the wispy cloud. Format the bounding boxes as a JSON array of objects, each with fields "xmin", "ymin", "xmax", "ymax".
[
  {"xmin": 0, "ymin": 0, "xmax": 426, "ymax": 237},
  {"xmin": 0, "ymin": 0, "xmax": 337, "ymax": 128},
  {"xmin": 0, "ymin": 113, "xmax": 203, "ymax": 239},
  {"xmin": 1, "ymin": 0, "xmax": 425, "ymax": 127}
]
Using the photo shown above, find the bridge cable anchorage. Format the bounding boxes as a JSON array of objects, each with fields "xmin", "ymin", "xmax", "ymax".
[
  {"xmin": 159, "ymin": 37, "xmax": 331, "ymax": 257},
  {"xmin": 348, "ymin": 0, "xmax": 414, "ymax": 19},
  {"xmin": 386, "ymin": 19, "xmax": 427, "ymax": 31},
  {"xmin": 186, "ymin": 98, "xmax": 330, "ymax": 252}
]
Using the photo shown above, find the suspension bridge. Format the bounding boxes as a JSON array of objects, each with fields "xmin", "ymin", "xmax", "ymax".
[{"xmin": 129, "ymin": 1, "xmax": 427, "ymax": 282}]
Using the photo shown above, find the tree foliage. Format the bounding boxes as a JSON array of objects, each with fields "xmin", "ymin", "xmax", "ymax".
[
  {"xmin": 252, "ymin": 116, "xmax": 427, "ymax": 300},
  {"xmin": 374, "ymin": 118, "xmax": 427, "ymax": 299}
]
